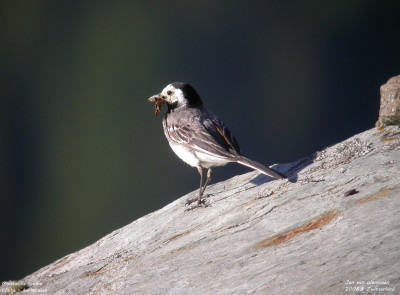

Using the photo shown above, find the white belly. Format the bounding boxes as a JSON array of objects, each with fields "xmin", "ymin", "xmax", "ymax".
[
  {"xmin": 169, "ymin": 142, "xmax": 231, "ymax": 169},
  {"xmin": 169, "ymin": 142, "xmax": 200, "ymax": 168},
  {"xmin": 195, "ymin": 151, "xmax": 231, "ymax": 168}
]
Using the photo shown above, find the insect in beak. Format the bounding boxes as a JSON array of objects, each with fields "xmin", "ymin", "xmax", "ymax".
[{"xmin": 148, "ymin": 95, "xmax": 165, "ymax": 115}]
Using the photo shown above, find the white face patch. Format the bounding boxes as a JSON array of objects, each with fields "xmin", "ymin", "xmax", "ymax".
[{"xmin": 161, "ymin": 84, "xmax": 186, "ymax": 107}]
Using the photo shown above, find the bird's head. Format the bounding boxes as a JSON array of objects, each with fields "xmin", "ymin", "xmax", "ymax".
[{"xmin": 148, "ymin": 82, "xmax": 203, "ymax": 112}]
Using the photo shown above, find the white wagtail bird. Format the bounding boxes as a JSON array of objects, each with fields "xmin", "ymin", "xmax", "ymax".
[{"xmin": 148, "ymin": 82, "xmax": 287, "ymax": 206}]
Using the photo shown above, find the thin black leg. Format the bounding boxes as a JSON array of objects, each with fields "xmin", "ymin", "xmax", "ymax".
[
  {"xmin": 197, "ymin": 167, "xmax": 204, "ymax": 204},
  {"xmin": 198, "ymin": 168, "xmax": 213, "ymax": 204},
  {"xmin": 185, "ymin": 167, "xmax": 213, "ymax": 208}
]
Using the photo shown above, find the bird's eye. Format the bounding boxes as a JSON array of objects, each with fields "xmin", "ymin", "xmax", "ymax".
[{"xmin": 167, "ymin": 90, "xmax": 173, "ymax": 95}]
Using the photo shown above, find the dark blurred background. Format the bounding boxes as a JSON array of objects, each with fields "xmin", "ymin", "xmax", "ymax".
[{"xmin": 1, "ymin": 1, "xmax": 399, "ymax": 281}]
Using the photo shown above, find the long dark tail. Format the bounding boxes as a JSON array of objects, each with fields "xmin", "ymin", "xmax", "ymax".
[{"xmin": 236, "ymin": 156, "xmax": 287, "ymax": 179}]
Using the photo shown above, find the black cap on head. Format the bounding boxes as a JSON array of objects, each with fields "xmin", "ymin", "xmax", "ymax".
[{"xmin": 171, "ymin": 82, "xmax": 203, "ymax": 107}]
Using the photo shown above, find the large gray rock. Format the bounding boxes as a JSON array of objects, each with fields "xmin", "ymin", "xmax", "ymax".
[{"xmin": 2, "ymin": 126, "xmax": 400, "ymax": 295}]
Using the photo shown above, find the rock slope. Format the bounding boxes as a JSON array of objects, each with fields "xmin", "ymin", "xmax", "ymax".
[{"xmin": 2, "ymin": 126, "xmax": 400, "ymax": 295}]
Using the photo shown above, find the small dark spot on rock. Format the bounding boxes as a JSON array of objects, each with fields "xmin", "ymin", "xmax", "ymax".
[{"xmin": 344, "ymin": 189, "xmax": 359, "ymax": 197}]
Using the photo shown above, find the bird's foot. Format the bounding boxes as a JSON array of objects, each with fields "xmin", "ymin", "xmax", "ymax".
[
  {"xmin": 184, "ymin": 200, "xmax": 210, "ymax": 211},
  {"xmin": 184, "ymin": 194, "xmax": 212, "ymax": 210}
]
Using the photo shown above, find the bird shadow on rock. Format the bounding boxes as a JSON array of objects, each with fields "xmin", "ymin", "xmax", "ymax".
[{"xmin": 250, "ymin": 152, "xmax": 318, "ymax": 186}]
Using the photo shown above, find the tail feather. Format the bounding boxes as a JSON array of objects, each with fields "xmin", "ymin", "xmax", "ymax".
[{"xmin": 236, "ymin": 156, "xmax": 287, "ymax": 179}]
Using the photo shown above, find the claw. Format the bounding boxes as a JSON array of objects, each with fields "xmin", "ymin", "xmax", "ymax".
[
  {"xmin": 184, "ymin": 198, "xmax": 210, "ymax": 211},
  {"xmin": 184, "ymin": 194, "xmax": 212, "ymax": 209}
]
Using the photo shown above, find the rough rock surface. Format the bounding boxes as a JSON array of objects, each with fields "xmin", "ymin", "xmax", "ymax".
[
  {"xmin": 2, "ymin": 126, "xmax": 400, "ymax": 295},
  {"xmin": 376, "ymin": 75, "xmax": 400, "ymax": 127}
]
